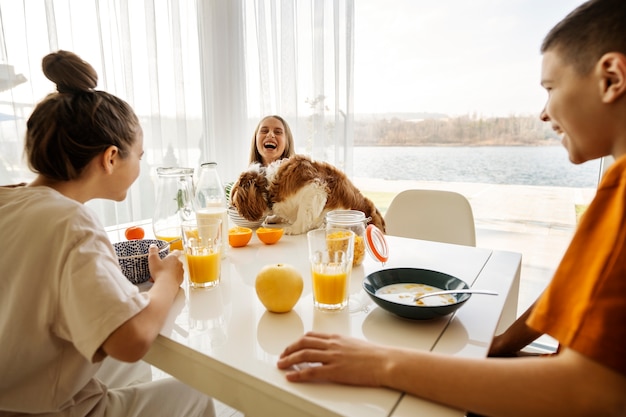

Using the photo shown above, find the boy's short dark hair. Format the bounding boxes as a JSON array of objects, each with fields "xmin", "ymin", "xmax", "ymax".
[{"xmin": 541, "ymin": 0, "xmax": 626, "ymax": 75}]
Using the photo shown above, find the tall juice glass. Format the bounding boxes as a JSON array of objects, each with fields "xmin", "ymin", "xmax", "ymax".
[
  {"xmin": 307, "ymin": 228, "xmax": 354, "ymax": 311},
  {"xmin": 181, "ymin": 218, "xmax": 222, "ymax": 288}
]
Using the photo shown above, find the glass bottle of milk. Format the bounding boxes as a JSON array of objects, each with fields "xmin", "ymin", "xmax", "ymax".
[{"xmin": 194, "ymin": 162, "xmax": 228, "ymax": 258}]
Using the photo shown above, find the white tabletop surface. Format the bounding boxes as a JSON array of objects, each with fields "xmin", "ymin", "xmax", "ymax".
[{"xmin": 108, "ymin": 225, "xmax": 520, "ymax": 417}]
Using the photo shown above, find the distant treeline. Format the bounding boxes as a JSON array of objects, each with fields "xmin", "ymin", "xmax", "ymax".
[{"xmin": 353, "ymin": 115, "xmax": 560, "ymax": 146}]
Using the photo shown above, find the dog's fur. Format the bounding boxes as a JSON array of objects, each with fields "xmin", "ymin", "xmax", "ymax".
[{"xmin": 231, "ymin": 154, "xmax": 386, "ymax": 235}]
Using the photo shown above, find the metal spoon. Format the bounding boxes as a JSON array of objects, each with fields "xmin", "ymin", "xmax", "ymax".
[{"xmin": 413, "ymin": 289, "xmax": 498, "ymax": 302}]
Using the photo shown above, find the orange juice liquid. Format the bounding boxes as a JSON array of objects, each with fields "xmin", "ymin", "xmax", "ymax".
[
  {"xmin": 186, "ymin": 251, "xmax": 221, "ymax": 287},
  {"xmin": 156, "ymin": 234, "xmax": 183, "ymax": 251},
  {"xmin": 311, "ymin": 269, "xmax": 348, "ymax": 306}
]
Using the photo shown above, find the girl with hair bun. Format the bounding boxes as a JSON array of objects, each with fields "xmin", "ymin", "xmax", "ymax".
[{"xmin": 0, "ymin": 51, "xmax": 215, "ymax": 416}]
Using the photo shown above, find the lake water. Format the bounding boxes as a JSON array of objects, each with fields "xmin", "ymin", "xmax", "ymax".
[{"xmin": 353, "ymin": 146, "xmax": 601, "ymax": 188}]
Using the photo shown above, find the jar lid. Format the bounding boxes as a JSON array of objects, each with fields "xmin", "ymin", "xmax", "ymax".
[
  {"xmin": 326, "ymin": 209, "xmax": 367, "ymax": 225},
  {"xmin": 365, "ymin": 224, "xmax": 389, "ymax": 264}
]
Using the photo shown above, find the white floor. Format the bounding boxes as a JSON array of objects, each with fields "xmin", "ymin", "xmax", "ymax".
[{"xmin": 214, "ymin": 400, "xmax": 244, "ymax": 417}]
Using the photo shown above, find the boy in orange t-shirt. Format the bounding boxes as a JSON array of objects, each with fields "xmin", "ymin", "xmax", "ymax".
[{"xmin": 276, "ymin": 1, "xmax": 626, "ymax": 415}]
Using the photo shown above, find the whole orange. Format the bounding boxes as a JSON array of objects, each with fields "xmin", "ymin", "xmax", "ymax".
[
  {"xmin": 228, "ymin": 226, "xmax": 253, "ymax": 247},
  {"xmin": 256, "ymin": 227, "xmax": 284, "ymax": 245},
  {"xmin": 125, "ymin": 226, "xmax": 145, "ymax": 240}
]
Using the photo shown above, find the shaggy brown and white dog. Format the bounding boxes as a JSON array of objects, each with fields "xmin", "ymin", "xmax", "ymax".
[{"xmin": 231, "ymin": 154, "xmax": 386, "ymax": 235}]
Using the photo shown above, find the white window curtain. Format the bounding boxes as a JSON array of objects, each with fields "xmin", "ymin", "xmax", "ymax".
[
  {"xmin": 0, "ymin": 0, "xmax": 354, "ymax": 227},
  {"xmin": 197, "ymin": 0, "xmax": 355, "ymax": 181}
]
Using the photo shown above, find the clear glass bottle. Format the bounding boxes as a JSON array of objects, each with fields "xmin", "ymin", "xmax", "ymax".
[
  {"xmin": 194, "ymin": 162, "xmax": 228, "ymax": 257},
  {"xmin": 152, "ymin": 167, "xmax": 196, "ymax": 251},
  {"xmin": 326, "ymin": 210, "xmax": 368, "ymax": 266}
]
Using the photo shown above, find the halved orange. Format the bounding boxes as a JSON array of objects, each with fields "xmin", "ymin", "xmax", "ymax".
[
  {"xmin": 228, "ymin": 226, "xmax": 253, "ymax": 247},
  {"xmin": 256, "ymin": 227, "xmax": 284, "ymax": 245}
]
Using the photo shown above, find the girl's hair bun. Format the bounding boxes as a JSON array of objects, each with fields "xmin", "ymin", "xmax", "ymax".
[{"xmin": 42, "ymin": 50, "xmax": 98, "ymax": 94}]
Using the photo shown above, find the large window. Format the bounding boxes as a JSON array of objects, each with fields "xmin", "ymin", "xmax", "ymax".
[
  {"xmin": 0, "ymin": 1, "xmax": 599, "ymax": 345},
  {"xmin": 351, "ymin": 1, "xmax": 594, "ymax": 347}
]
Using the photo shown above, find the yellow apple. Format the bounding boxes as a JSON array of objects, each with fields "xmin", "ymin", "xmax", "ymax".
[{"xmin": 255, "ymin": 263, "xmax": 304, "ymax": 313}]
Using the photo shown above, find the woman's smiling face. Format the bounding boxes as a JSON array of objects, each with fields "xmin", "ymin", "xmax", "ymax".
[{"xmin": 255, "ymin": 116, "xmax": 287, "ymax": 166}]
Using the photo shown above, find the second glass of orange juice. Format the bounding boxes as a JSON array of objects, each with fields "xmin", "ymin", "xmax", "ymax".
[
  {"xmin": 307, "ymin": 228, "xmax": 355, "ymax": 311},
  {"xmin": 181, "ymin": 218, "xmax": 222, "ymax": 288}
]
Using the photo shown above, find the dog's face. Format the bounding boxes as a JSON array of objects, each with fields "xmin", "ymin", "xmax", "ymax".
[{"xmin": 230, "ymin": 170, "xmax": 270, "ymax": 222}]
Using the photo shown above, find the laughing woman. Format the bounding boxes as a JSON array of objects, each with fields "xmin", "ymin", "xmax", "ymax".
[{"xmin": 248, "ymin": 115, "xmax": 295, "ymax": 166}]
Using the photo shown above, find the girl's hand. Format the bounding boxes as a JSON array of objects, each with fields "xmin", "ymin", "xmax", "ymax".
[{"xmin": 147, "ymin": 245, "xmax": 184, "ymax": 287}]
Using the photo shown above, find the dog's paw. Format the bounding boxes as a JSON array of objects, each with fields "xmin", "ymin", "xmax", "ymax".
[
  {"xmin": 265, "ymin": 214, "xmax": 286, "ymax": 225},
  {"xmin": 282, "ymin": 226, "xmax": 296, "ymax": 235},
  {"xmin": 283, "ymin": 226, "xmax": 306, "ymax": 236},
  {"xmin": 282, "ymin": 225, "xmax": 309, "ymax": 235}
]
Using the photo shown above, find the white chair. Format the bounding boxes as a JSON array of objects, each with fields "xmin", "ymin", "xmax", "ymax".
[{"xmin": 384, "ymin": 189, "xmax": 476, "ymax": 246}]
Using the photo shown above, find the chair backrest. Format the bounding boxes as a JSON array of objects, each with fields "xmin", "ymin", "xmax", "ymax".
[{"xmin": 384, "ymin": 189, "xmax": 476, "ymax": 246}]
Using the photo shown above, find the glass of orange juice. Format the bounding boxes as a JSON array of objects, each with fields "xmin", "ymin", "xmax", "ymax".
[
  {"xmin": 307, "ymin": 228, "xmax": 355, "ymax": 311},
  {"xmin": 181, "ymin": 218, "xmax": 222, "ymax": 289}
]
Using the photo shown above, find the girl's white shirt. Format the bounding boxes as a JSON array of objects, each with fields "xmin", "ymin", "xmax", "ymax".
[{"xmin": 0, "ymin": 185, "xmax": 149, "ymax": 415}]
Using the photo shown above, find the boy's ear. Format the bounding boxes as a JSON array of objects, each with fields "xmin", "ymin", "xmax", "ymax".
[{"xmin": 598, "ymin": 52, "xmax": 626, "ymax": 103}]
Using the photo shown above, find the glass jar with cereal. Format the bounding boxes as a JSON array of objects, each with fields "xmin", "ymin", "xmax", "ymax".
[{"xmin": 325, "ymin": 210, "xmax": 368, "ymax": 266}]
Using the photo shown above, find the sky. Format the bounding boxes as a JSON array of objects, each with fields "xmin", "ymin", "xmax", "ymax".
[
  {"xmin": 0, "ymin": 0, "xmax": 588, "ymax": 121},
  {"xmin": 353, "ymin": 0, "xmax": 586, "ymax": 117}
]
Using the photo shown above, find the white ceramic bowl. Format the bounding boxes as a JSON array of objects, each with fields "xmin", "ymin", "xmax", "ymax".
[{"xmin": 228, "ymin": 207, "xmax": 265, "ymax": 229}]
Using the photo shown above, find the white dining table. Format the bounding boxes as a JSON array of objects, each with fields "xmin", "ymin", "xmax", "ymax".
[{"xmin": 107, "ymin": 224, "xmax": 520, "ymax": 417}]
